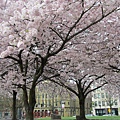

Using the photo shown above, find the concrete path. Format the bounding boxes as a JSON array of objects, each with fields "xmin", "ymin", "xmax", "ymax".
[{"xmin": 0, "ymin": 118, "xmax": 37, "ymax": 120}]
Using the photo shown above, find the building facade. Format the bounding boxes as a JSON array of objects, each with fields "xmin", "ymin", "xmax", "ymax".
[
  {"xmin": 92, "ymin": 88, "xmax": 120, "ymax": 116},
  {"xmin": 34, "ymin": 87, "xmax": 92, "ymax": 118}
]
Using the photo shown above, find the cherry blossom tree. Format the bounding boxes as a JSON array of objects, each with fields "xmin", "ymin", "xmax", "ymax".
[
  {"xmin": 42, "ymin": 1, "xmax": 120, "ymax": 120},
  {"xmin": 0, "ymin": 69, "xmax": 22, "ymax": 120},
  {"xmin": 48, "ymin": 50, "xmax": 107, "ymax": 120},
  {"xmin": 0, "ymin": 0, "xmax": 120, "ymax": 120},
  {"xmin": 102, "ymin": 84, "xmax": 120, "ymax": 116},
  {"xmin": 0, "ymin": 56, "xmax": 22, "ymax": 120}
]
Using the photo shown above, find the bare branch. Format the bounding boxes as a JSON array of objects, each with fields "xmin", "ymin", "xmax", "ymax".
[
  {"xmin": 5, "ymin": 56, "xmax": 19, "ymax": 62},
  {"xmin": 36, "ymin": 73, "xmax": 60, "ymax": 85},
  {"xmin": 68, "ymin": 7, "xmax": 118, "ymax": 41},
  {"xmin": 49, "ymin": 27, "xmax": 64, "ymax": 41},
  {"xmin": 49, "ymin": 78, "xmax": 79, "ymax": 97},
  {"xmin": 85, "ymin": 82, "xmax": 107, "ymax": 98},
  {"xmin": 65, "ymin": 1, "xmax": 96, "ymax": 40},
  {"xmin": 84, "ymin": 74, "xmax": 105, "ymax": 96}
]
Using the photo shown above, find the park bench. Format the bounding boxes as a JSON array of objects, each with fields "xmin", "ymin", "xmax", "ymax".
[{"xmin": 51, "ymin": 113, "xmax": 61, "ymax": 120}]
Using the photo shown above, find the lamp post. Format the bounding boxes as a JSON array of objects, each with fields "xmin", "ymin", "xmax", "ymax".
[
  {"xmin": 73, "ymin": 100, "xmax": 76, "ymax": 116},
  {"xmin": 61, "ymin": 101, "xmax": 65, "ymax": 117}
]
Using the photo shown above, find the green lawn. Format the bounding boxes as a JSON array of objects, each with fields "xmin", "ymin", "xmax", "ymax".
[
  {"xmin": 36, "ymin": 117, "xmax": 74, "ymax": 120},
  {"xmin": 35, "ymin": 117, "xmax": 75, "ymax": 120},
  {"xmin": 86, "ymin": 116, "xmax": 120, "ymax": 119},
  {"xmin": 35, "ymin": 116, "xmax": 120, "ymax": 120}
]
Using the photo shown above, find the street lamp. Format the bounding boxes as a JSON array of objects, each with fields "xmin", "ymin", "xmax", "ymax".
[{"xmin": 61, "ymin": 101, "xmax": 65, "ymax": 117}]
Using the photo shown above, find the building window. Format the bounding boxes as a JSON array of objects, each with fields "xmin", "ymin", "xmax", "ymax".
[
  {"xmin": 102, "ymin": 101, "xmax": 105, "ymax": 106},
  {"xmin": 101, "ymin": 93, "xmax": 104, "ymax": 98},
  {"xmin": 98, "ymin": 101, "xmax": 101, "ymax": 106},
  {"xmin": 55, "ymin": 101, "xmax": 57, "ymax": 106},
  {"xmin": 46, "ymin": 94, "xmax": 47, "ymax": 98},
  {"xmin": 114, "ymin": 100, "xmax": 118, "ymax": 106},
  {"xmin": 41, "ymin": 103, "xmax": 44, "ymax": 107},
  {"xmin": 98, "ymin": 93, "xmax": 101, "ymax": 98},
  {"xmin": 95, "ymin": 101, "xmax": 97, "ymax": 106},
  {"xmin": 106, "ymin": 93, "xmax": 108, "ymax": 98},
  {"xmin": 45, "ymin": 100, "xmax": 47, "ymax": 107},
  {"xmin": 54, "ymin": 99, "xmax": 57, "ymax": 106},
  {"xmin": 68, "ymin": 102, "xmax": 69, "ymax": 105},
  {"xmin": 42, "ymin": 94, "xmax": 44, "ymax": 99},
  {"xmin": 94, "ymin": 94, "xmax": 97, "ymax": 99}
]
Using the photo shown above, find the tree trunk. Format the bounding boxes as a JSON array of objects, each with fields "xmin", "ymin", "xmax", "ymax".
[
  {"xmin": 25, "ymin": 109, "xmax": 34, "ymax": 120},
  {"xmin": 23, "ymin": 86, "xmax": 36, "ymax": 120},
  {"xmin": 77, "ymin": 96, "xmax": 88, "ymax": 120},
  {"xmin": 12, "ymin": 90, "xmax": 17, "ymax": 120},
  {"xmin": 110, "ymin": 106, "xmax": 112, "ymax": 116}
]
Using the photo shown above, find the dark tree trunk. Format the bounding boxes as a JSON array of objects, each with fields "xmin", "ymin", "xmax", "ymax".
[
  {"xmin": 77, "ymin": 96, "xmax": 88, "ymax": 120},
  {"xmin": 25, "ymin": 109, "xmax": 34, "ymax": 120},
  {"xmin": 12, "ymin": 90, "xmax": 17, "ymax": 120},
  {"xmin": 23, "ymin": 86, "xmax": 36, "ymax": 120}
]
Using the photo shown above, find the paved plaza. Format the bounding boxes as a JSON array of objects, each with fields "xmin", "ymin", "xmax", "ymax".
[{"xmin": 0, "ymin": 118, "xmax": 38, "ymax": 120}]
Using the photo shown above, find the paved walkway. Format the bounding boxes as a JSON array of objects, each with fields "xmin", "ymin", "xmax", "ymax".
[
  {"xmin": 0, "ymin": 118, "xmax": 38, "ymax": 120},
  {"xmin": 0, "ymin": 118, "xmax": 12, "ymax": 120},
  {"xmin": 0, "ymin": 118, "xmax": 23, "ymax": 120}
]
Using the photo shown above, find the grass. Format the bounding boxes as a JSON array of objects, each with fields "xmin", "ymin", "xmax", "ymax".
[
  {"xmin": 35, "ymin": 116, "xmax": 120, "ymax": 120},
  {"xmin": 86, "ymin": 116, "xmax": 120, "ymax": 119},
  {"xmin": 36, "ymin": 117, "xmax": 74, "ymax": 120}
]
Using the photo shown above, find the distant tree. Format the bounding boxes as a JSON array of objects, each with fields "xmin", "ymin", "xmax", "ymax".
[
  {"xmin": 105, "ymin": 95, "xmax": 117, "ymax": 115},
  {"xmin": 104, "ymin": 85, "xmax": 119, "ymax": 116},
  {"xmin": 0, "ymin": 81, "xmax": 22, "ymax": 120},
  {"xmin": 0, "ymin": 62, "xmax": 22, "ymax": 120}
]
